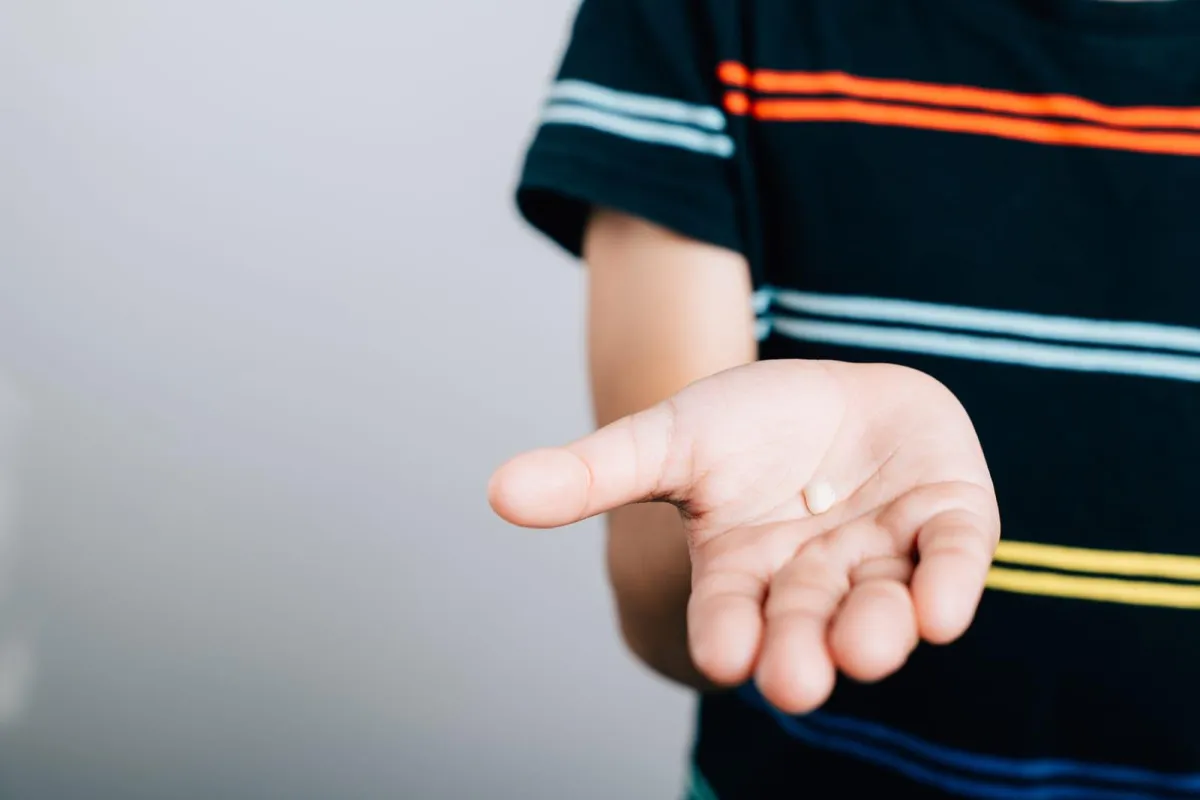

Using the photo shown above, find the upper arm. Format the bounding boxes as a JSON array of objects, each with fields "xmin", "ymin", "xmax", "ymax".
[
  {"xmin": 516, "ymin": 0, "xmax": 742, "ymax": 259},
  {"xmin": 584, "ymin": 208, "xmax": 756, "ymax": 426},
  {"xmin": 515, "ymin": 0, "xmax": 757, "ymax": 442}
]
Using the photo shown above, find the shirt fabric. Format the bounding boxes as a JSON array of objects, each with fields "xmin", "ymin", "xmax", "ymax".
[{"xmin": 515, "ymin": 1, "xmax": 1200, "ymax": 797}]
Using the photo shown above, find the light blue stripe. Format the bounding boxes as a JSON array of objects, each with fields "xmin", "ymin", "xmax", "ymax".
[
  {"xmin": 549, "ymin": 80, "xmax": 726, "ymax": 131},
  {"xmin": 736, "ymin": 687, "xmax": 1191, "ymax": 799},
  {"xmin": 768, "ymin": 316, "xmax": 1200, "ymax": 383},
  {"xmin": 540, "ymin": 104, "xmax": 735, "ymax": 158},
  {"xmin": 762, "ymin": 287, "xmax": 1200, "ymax": 354},
  {"xmin": 752, "ymin": 288, "xmax": 773, "ymax": 315}
]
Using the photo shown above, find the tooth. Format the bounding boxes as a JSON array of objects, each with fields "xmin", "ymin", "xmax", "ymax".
[{"xmin": 803, "ymin": 481, "xmax": 837, "ymax": 516}]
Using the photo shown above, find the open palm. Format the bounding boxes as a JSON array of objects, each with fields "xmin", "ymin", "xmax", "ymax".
[{"xmin": 489, "ymin": 360, "xmax": 1000, "ymax": 713}]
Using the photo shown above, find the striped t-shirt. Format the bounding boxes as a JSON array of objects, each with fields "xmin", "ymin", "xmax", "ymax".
[{"xmin": 515, "ymin": 1, "xmax": 1200, "ymax": 797}]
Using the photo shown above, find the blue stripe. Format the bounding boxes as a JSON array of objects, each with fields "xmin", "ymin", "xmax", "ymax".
[
  {"xmin": 754, "ymin": 319, "xmax": 773, "ymax": 341},
  {"xmin": 759, "ymin": 287, "xmax": 1200, "ymax": 354},
  {"xmin": 752, "ymin": 288, "xmax": 773, "ymax": 315},
  {"xmin": 548, "ymin": 80, "xmax": 727, "ymax": 131},
  {"xmin": 687, "ymin": 763, "xmax": 720, "ymax": 800},
  {"xmin": 540, "ymin": 104, "xmax": 735, "ymax": 158},
  {"xmin": 765, "ymin": 316, "xmax": 1200, "ymax": 383},
  {"xmin": 737, "ymin": 686, "xmax": 1200, "ymax": 798}
]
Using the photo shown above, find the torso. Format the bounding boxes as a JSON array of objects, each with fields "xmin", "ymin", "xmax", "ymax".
[{"xmin": 693, "ymin": 2, "xmax": 1200, "ymax": 797}]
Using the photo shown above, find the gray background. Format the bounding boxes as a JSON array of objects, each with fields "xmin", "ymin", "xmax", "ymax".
[{"xmin": 0, "ymin": 1, "xmax": 693, "ymax": 797}]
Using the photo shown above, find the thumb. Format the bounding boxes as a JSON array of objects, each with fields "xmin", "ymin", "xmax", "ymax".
[{"xmin": 487, "ymin": 403, "xmax": 682, "ymax": 529}]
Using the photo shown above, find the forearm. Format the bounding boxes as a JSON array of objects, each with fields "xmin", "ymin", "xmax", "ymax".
[{"xmin": 606, "ymin": 502, "xmax": 716, "ymax": 690}]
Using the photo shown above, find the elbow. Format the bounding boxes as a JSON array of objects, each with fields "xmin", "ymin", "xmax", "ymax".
[
  {"xmin": 614, "ymin": 604, "xmax": 662, "ymax": 670},
  {"xmin": 611, "ymin": 595, "xmax": 713, "ymax": 690}
]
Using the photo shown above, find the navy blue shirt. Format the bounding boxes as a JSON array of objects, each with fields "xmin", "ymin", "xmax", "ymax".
[{"xmin": 517, "ymin": 1, "xmax": 1200, "ymax": 797}]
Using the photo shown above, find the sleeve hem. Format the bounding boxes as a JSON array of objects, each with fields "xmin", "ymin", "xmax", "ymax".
[{"xmin": 516, "ymin": 146, "xmax": 743, "ymax": 259}]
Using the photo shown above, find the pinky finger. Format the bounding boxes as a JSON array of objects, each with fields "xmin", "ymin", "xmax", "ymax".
[{"xmin": 911, "ymin": 508, "xmax": 998, "ymax": 645}]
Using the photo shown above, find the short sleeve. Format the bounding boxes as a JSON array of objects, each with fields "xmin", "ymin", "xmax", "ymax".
[{"xmin": 515, "ymin": 0, "xmax": 742, "ymax": 258}]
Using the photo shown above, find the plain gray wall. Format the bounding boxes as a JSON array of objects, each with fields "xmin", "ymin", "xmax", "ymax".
[{"xmin": 0, "ymin": 2, "xmax": 694, "ymax": 798}]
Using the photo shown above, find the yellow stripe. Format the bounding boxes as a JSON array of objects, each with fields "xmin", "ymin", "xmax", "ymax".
[
  {"xmin": 986, "ymin": 566, "xmax": 1200, "ymax": 610},
  {"xmin": 994, "ymin": 540, "xmax": 1200, "ymax": 582}
]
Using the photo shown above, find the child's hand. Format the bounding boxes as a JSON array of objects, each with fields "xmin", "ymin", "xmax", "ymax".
[{"xmin": 488, "ymin": 360, "xmax": 999, "ymax": 714}]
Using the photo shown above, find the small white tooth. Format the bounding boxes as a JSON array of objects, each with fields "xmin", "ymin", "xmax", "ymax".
[{"xmin": 803, "ymin": 481, "xmax": 837, "ymax": 516}]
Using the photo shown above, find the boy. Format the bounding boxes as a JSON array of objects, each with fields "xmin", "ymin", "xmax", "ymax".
[{"xmin": 489, "ymin": 0, "xmax": 1200, "ymax": 797}]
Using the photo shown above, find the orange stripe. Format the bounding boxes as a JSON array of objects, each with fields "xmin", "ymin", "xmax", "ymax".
[
  {"xmin": 718, "ymin": 62, "xmax": 1200, "ymax": 131},
  {"xmin": 723, "ymin": 94, "xmax": 1200, "ymax": 157}
]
